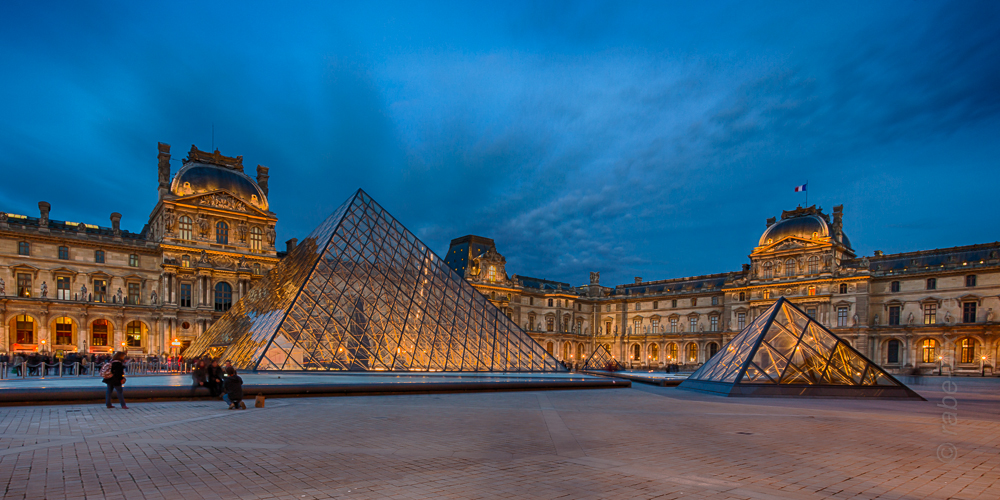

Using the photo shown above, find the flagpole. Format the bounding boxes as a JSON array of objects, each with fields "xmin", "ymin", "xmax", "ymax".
[{"xmin": 806, "ymin": 180, "xmax": 808, "ymax": 207}]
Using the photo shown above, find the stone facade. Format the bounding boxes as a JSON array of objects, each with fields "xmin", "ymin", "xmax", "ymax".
[
  {"xmin": 0, "ymin": 143, "xmax": 280, "ymax": 356},
  {"xmin": 450, "ymin": 205, "xmax": 999, "ymax": 375}
]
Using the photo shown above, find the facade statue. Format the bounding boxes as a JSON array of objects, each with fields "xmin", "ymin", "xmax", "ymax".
[
  {"xmin": 198, "ymin": 250, "xmax": 210, "ymax": 264},
  {"xmin": 265, "ymin": 226, "xmax": 276, "ymax": 246},
  {"xmin": 237, "ymin": 221, "xmax": 249, "ymax": 242},
  {"xmin": 907, "ymin": 312, "xmax": 914, "ymax": 326},
  {"xmin": 852, "ymin": 313, "xmax": 859, "ymax": 327},
  {"xmin": 150, "ymin": 290, "xmax": 158, "ymax": 305},
  {"xmin": 987, "ymin": 308, "xmax": 994, "ymax": 322},
  {"xmin": 860, "ymin": 256, "xmax": 870, "ymax": 268},
  {"xmin": 0, "ymin": 278, "xmax": 5, "ymax": 296},
  {"xmin": 872, "ymin": 314, "xmax": 879, "ymax": 326},
  {"xmin": 163, "ymin": 211, "xmax": 175, "ymax": 235},
  {"xmin": 238, "ymin": 255, "xmax": 248, "ymax": 268},
  {"xmin": 116, "ymin": 288, "xmax": 124, "ymax": 303},
  {"xmin": 197, "ymin": 216, "xmax": 210, "ymax": 237},
  {"xmin": 944, "ymin": 311, "xmax": 952, "ymax": 324},
  {"xmin": 590, "ymin": 272, "xmax": 600, "ymax": 284},
  {"xmin": 80, "ymin": 284, "xmax": 87, "ymax": 298},
  {"xmin": 40, "ymin": 281, "xmax": 48, "ymax": 298}
]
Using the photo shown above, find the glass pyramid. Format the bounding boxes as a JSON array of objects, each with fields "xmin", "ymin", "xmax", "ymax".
[
  {"xmin": 679, "ymin": 298, "xmax": 923, "ymax": 399},
  {"xmin": 184, "ymin": 189, "xmax": 565, "ymax": 372},
  {"xmin": 582, "ymin": 344, "xmax": 621, "ymax": 371}
]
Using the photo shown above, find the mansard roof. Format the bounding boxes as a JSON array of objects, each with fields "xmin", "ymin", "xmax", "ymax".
[{"xmin": 862, "ymin": 241, "xmax": 1000, "ymax": 276}]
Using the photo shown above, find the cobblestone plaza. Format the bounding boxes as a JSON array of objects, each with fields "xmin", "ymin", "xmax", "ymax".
[{"xmin": 0, "ymin": 380, "xmax": 996, "ymax": 499}]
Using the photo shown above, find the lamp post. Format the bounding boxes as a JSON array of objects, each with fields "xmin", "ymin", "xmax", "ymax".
[
  {"xmin": 982, "ymin": 355, "xmax": 987, "ymax": 377},
  {"xmin": 938, "ymin": 355, "xmax": 942, "ymax": 376}
]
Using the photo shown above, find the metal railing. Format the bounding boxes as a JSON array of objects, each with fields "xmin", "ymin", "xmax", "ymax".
[{"xmin": 0, "ymin": 360, "xmax": 191, "ymax": 379}]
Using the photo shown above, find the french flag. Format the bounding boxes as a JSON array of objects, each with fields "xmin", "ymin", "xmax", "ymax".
[{"xmin": 794, "ymin": 183, "xmax": 807, "ymax": 192}]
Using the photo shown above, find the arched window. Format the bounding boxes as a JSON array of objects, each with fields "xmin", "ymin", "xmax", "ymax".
[
  {"xmin": 887, "ymin": 339, "xmax": 900, "ymax": 364},
  {"xmin": 785, "ymin": 259, "xmax": 796, "ymax": 277},
  {"xmin": 667, "ymin": 343, "xmax": 678, "ymax": 362},
  {"xmin": 762, "ymin": 262, "xmax": 773, "ymax": 279},
  {"xmin": 216, "ymin": 221, "xmax": 229, "ymax": 244},
  {"xmin": 562, "ymin": 343, "xmax": 572, "ymax": 360},
  {"xmin": 487, "ymin": 265, "xmax": 497, "ymax": 282},
  {"xmin": 577, "ymin": 343, "xmax": 585, "ymax": 360},
  {"xmin": 808, "ymin": 256, "xmax": 819, "ymax": 274},
  {"xmin": 632, "ymin": 344, "xmax": 641, "ymax": 361},
  {"xmin": 545, "ymin": 342, "xmax": 554, "ymax": 355},
  {"xmin": 763, "ymin": 290, "xmax": 771, "ymax": 300},
  {"xmin": 214, "ymin": 282, "xmax": 233, "ymax": 312},
  {"xmin": 839, "ymin": 283, "xmax": 848, "ymax": 294},
  {"xmin": 649, "ymin": 344, "xmax": 659, "ymax": 362},
  {"xmin": 708, "ymin": 342, "xmax": 719, "ymax": 358},
  {"xmin": 126, "ymin": 321, "xmax": 145, "ymax": 348},
  {"xmin": 55, "ymin": 317, "xmax": 73, "ymax": 345},
  {"xmin": 178, "ymin": 216, "xmax": 193, "ymax": 240},
  {"xmin": 959, "ymin": 338, "xmax": 976, "ymax": 364},
  {"xmin": 686, "ymin": 343, "xmax": 698, "ymax": 363},
  {"xmin": 250, "ymin": 227, "xmax": 263, "ymax": 251},
  {"xmin": 92, "ymin": 319, "xmax": 109, "ymax": 347},
  {"xmin": 921, "ymin": 339, "xmax": 937, "ymax": 363},
  {"xmin": 14, "ymin": 315, "xmax": 34, "ymax": 344}
]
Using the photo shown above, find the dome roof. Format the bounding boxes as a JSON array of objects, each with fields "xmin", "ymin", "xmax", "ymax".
[
  {"xmin": 170, "ymin": 162, "xmax": 268, "ymax": 211},
  {"xmin": 759, "ymin": 214, "xmax": 828, "ymax": 246}
]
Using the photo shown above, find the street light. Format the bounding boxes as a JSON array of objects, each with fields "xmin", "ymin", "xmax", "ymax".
[{"xmin": 983, "ymin": 355, "xmax": 988, "ymax": 377}]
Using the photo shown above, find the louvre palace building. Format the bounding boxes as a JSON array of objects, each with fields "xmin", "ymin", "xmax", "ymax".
[{"xmin": 1, "ymin": 142, "xmax": 997, "ymax": 375}]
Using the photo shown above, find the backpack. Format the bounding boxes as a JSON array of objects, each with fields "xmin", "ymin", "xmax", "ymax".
[{"xmin": 100, "ymin": 362, "xmax": 114, "ymax": 379}]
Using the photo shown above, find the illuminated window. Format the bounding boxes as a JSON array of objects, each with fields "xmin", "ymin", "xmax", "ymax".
[
  {"xmin": 886, "ymin": 340, "xmax": 900, "ymax": 363},
  {"xmin": 182, "ymin": 255, "xmax": 190, "ymax": 268},
  {"xmin": 762, "ymin": 262, "xmax": 773, "ymax": 279},
  {"xmin": 691, "ymin": 298, "xmax": 697, "ymax": 306},
  {"xmin": 888, "ymin": 306, "xmax": 900, "ymax": 326},
  {"xmin": 808, "ymin": 286, "xmax": 816, "ymax": 296},
  {"xmin": 839, "ymin": 283, "xmax": 848, "ymax": 294},
  {"xmin": 785, "ymin": 259, "xmax": 796, "ymax": 277},
  {"xmin": 959, "ymin": 338, "xmax": 976, "ymax": 364},
  {"xmin": 17, "ymin": 241, "xmax": 29, "ymax": 256},
  {"xmin": 763, "ymin": 290, "xmax": 771, "ymax": 300},
  {"xmin": 926, "ymin": 278, "xmax": 936, "ymax": 290},
  {"xmin": 546, "ymin": 317, "xmax": 554, "ymax": 332},
  {"xmin": 15, "ymin": 315, "xmax": 34, "ymax": 344},
  {"xmin": 92, "ymin": 319, "xmax": 109, "ymax": 346},
  {"xmin": 55, "ymin": 317, "xmax": 73, "ymax": 344},
  {"xmin": 16, "ymin": 273, "xmax": 31, "ymax": 297},
  {"xmin": 545, "ymin": 342, "xmax": 553, "ymax": 355},
  {"xmin": 254, "ymin": 263, "xmax": 261, "ymax": 275},
  {"xmin": 924, "ymin": 304, "xmax": 937, "ymax": 325},
  {"xmin": 632, "ymin": 344, "xmax": 640, "ymax": 361},
  {"xmin": 250, "ymin": 227, "xmax": 263, "ymax": 251},
  {"xmin": 58, "ymin": 246, "xmax": 69, "ymax": 260},
  {"xmin": 667, "ymin": 343, "xmax": 678, "ymax": 361},
  {"xmin": 216, "ymin": 221, "xmax": 229, "ymax": 244},
  {"xmin": 686, "ymin": 343, "xmax": 698, "ymax": 363},
  {"xmin": 650, "ymin": 344, "xmax": 659, "ymax": 361},
  {"xmin": 921, "ymin": 339, "xmax": 937, "ymax": 363},
  {"xmin": 214, "ymin": 282, "xmax": 233, "ymax": 312},
  {"xmin": 178, "ymin": 216, "xmax": 193, "ymax": 240},
  {"xmin": 837, "ymin": 307, "xmax": 848, "ymax": 327},
  {"xmin": 94, "ymin": 250, "xmax": 105, "ymax": 263},
  {"xmin": 808, "ymin": 256, "xmax": 819, "ymax": 274},
  {"xmin": 737, "ymin": 312, "xmax": 746, "ymax": 330},
  {"xmin": 966, "ymin": 275, "xmax": 976, "ymax": 287},
  {"xmin": 93, "ymin": 279, "xmax": 108, "ymax": 302},
  {"xmin": 129, "ymin": 254, "xmax": 139, "ymax": 267},
  {"xmin": 962, "ymin": 302, "xmax": 977, "ymax": 323},
  {"xmin": 126, "ymin": 321, "xmax": 144, "ymax": 347},
  {"xmin": 890, "ymin": 281, "xmax": 900, "ymax": 293},
  {"xmin": 56, "ymin": 276, "xmax": 71, "ymax": 300}
]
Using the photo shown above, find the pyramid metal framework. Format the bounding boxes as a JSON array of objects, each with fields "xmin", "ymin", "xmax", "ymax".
[
  {"xmin": 184, "ymin": 189, "xmax": 565, "ymax": 372},
  {"xmin": 581, "ymin": 344, "xmax": 621, "ymax": 371},
  {"xmin": 679, "ymin": 298, "xmax": 923, "ymax": 399}
]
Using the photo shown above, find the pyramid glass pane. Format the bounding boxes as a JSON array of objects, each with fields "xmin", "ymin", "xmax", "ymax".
[
  {"xmin": 185, "ymin": 189, "xmax": 564, "ymax": 373},
  {"xmin": 680, "ymin": 298, "xmax": 924, "ymax": 399},
  {"xmin": 582, "ymin": 344, "xmax": 620, "ymax": 371}
]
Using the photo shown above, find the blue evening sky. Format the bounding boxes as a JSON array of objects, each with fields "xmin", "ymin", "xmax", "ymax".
[{"xmin": 1, "ymin": 1, "xmax": 998, "ymax": 286}]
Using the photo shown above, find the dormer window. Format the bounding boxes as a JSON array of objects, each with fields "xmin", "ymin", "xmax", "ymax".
[
  {"xmin": 812, "ymin": 232, "xmax": 818, "ymax": 239},
  {"xmin": 251, "ymin": 195, "xmax": 258, "ymax": 203},
  {"xmin": 182, "ymin": 255, "xmax": 191, "ymax": 268},
  {"xmin": 767, "ymin": 238, "xmax": 772, "ymax": 244}
]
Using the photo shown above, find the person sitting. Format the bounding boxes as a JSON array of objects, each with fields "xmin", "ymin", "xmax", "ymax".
[{"xmin": 222, "ymin": 367, "xmax": 245, "ymax": 410}]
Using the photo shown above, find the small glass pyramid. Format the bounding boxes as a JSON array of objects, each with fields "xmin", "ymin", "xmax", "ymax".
[
  {"xmin": 679, "ymin": 298, "xmax": 924, "ymax": 399},
  {"xmin": 582, "ymin": 344, "xmax": 621, "ymax": 371},
  {"xmin": 184, "ymin": 189, "xmax": 565, "ymax": 372}
]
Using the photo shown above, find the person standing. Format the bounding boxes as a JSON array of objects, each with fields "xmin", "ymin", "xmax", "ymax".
[
  {"xmin": 103, "ymin": 352, "xmax": 128, "ymax": 409},
  {"xmin": 190, "ymin": 360, "xmax": 207, "ymax": 396},
  {"xmin": 207, "ymin": 360, "xmax": 224, "ymax": 397}
]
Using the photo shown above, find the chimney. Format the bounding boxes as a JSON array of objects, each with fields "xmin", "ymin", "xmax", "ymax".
[
  {"xmin": 286, "ymin": 238, "xmax": 298, "ymax": 253},
  {"xmin": 157, "ymin": 142, "xmax": 171, "ymax": 198},
  {"xmin": 634, "ymin": 277, "xmax": 642, "ymax": 284},
  {"xmin": 110, "ymin": 212, "xmax": 122, "ymax": 237},
  {"xmin": 256, "ymin": 165, "xmax": 270, "ymax": 197},
  {"xmin": 38, "ymin": 201, "xmax": 51, "ymax": 227}
]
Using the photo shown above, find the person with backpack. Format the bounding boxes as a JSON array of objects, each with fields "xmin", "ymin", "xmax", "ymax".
[
  {"xmin": 222, "ymin": 366, "xmax": 245, "ymax": 410},
  {"xmin": 102, "ymin": 352, "xmax": 128, "ymax": 409}
]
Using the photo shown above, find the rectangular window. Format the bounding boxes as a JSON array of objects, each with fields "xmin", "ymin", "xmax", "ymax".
[
  {"xmin": 966, "ymin": 275, "xmax": 976, "ymax": 287},
  {"xmin": 55, "ymin": 319, "xmax": 72, "ymax": 345},
  {"xmin": 56, "ymin": 276, "xmax": 71, "ymax": 300},
  {"xmin": 635, "ymin": 303, "xmax": 641, "ymax": 311},
  {"xmin": 180, "ymin": 283, "xmax": 192, "ymax": 308},
  {"xmin": 15, "ymin": 316, "xmax": 33, "ymax": 344},
  {"xmin": 888, "ymin": 306, "xmax": 900, "ymax": 326},
  {"xmin": 926, "ymin": 278, "xmax": 936, "ymax": 290},
  {"xmin": 689, "ymin": 317, "xmax": 697, "ymax": 332},
  {"xmin": 672, "ymin": 299, "xmax": 677, "ymax": 308},
  {"xmin": 737, "ymin": 312, "xmax": 746, "ymax": 330},
  {"xmin": 18, "ymin": 241, "xmax": 29, "ymax": 256},
  {"xmin": 890, "ymin": 281, "xmax": 900, "ymax": 293},
  {"xmin": 837, "ymin": 307, "xmax": 848, "ymax": 327},
  {"xmin": 529, "ymin": 297, "xmax": 534, "ymax": 306},
  {"xmin": 710, "ymin": 316, "xmax": 718, "ymax": 332},
  {"xmin": 670, "ymin": 318, "xmax": 678, "ymax": 333},
  {"xmin": 127, "ymin": 282, "xmax": 140, "ymax": 305},
  {"xmin": 806, "ymin": 308, "xmax": 817, "ymax": 319},
  {"xmin": 963, "ymin": 302, "xmax": 977, "ymax": 323},
  {"xmin": 711, "ymin": 296, "xmax": 718, "ymax": 306},
  {"xmin": 17, "ymin": 273, "xmax": 31, "ymax": 297},
  {"xmin": 58, "ymin": 246, "xmax": 69, "ymax": 260},
  {"xmin": 546, "ymin": 317, "xmax": 554, "ymax": 332},
  {"xmin": 923, "ymin": 304, "xmax": 937, "ymax": 325},
  {"xmin": 691, "ymin": 298, "xmax": 697, "ymax": 306},
  {"xmin": 653, "ymin": 301, "xmax": 658, "ymax": 309},
  {"xmin": 93, "ymin": 279, "xmax": 108, "ymax": 303},
  {"xmin": 94, "ymin": 250, "xmax": 105, "ymax": 263},
  {"xmin": 92, "ymin": 322, "xmax": 108, "ymax": 346},
  {"xmin": 129, "ymin": 254, "xmax": 139, "ymax": 267},
  {"xmin": 547, "ymin": 298, "xmax": 553, "ymax": 307}
]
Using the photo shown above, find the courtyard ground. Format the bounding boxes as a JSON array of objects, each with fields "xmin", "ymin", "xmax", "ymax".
[{"xmin": 0, "ymin": 378, "xmax": 996, "ymax": 499}]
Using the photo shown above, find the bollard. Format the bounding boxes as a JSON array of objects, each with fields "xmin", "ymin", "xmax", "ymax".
[
  {"xmin": 40, "ymin": 362, "xmax": 45, "ymax": 378},
  {"xmin": 22, "ymin": 361, "xmax": 27, "ymax": 379},
  {"xmin": 59, "ymin": 362, "xmax": 63, "ymax": 377}
]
